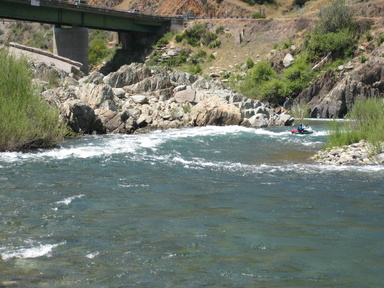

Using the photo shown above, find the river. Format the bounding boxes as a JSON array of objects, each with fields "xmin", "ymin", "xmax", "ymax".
[{"xmin": 1, "ymin": 122, "xmax": 383, "ymax": 287}]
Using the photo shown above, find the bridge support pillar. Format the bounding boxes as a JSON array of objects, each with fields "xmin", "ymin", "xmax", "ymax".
[{"xmin": 53, "ymin": 26, "xmax": 89, "ymax": 74}]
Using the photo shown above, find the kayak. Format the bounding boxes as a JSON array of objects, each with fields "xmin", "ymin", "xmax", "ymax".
[{"xmin": 291, "ymin": 129, "xmax": 313, "ymax": 134}]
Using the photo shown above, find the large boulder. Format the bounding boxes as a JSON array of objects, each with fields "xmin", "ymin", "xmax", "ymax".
[
  {"xmin": 103, "ymin": 63, "xmax": 152, "ymax": 88},
  {"xmin": 63, "ymin": 100, "xmax": 105, "ymax": 134},
  {"xmin": 190, "ymin": 96, "xmax": 242, "ymax": 126},
  {"xmin": 78, "ymin": 83, "xmax": 116, "ymax": 111},
  {"xmin": 174, "ymin": 89, "xmax": 196, "ymax": 103}
]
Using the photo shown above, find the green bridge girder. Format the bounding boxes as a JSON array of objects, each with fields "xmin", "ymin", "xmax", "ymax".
[{"xmin": 0, "ymin": 0, "xmax": 171, "ymax": 33}]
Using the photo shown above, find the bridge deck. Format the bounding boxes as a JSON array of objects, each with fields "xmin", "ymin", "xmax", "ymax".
[{"xmin": 0, "ymin": 0, "xmax": 172, "ymax": 33}]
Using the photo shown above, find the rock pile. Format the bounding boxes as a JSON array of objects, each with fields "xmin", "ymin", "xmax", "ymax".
[
  {"xmin": 34, "ymin": 62, "xmax": 294, "ymax": 135},
  {"xmin": 312, "ymin": 140, "xmax": 384, "ymax": 165}
]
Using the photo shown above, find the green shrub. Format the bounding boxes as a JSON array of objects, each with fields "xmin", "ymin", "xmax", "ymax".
[
  {"xmin": 157, "ymin": 37, "xmax": 169, "ymax": 46},
  {"xmin": 326, "ymin": 98, "xmax": 384, "ymax": 153},
  {"xmin": 377, "ymin": 33, "xmax": 384, "ymax": 46},
  {"xmin": 216, "ymin": 26, "xmax": 225, "ymax": 34},
  {"xmin": 177, "ymin": 22, "xmax": 220, "ymax": 48},
  {"xmin": 208, "ymin": 40, "xmax": 221, "ymax": 48},
  {"xmin": 246, "ymin": 58, "xmax": 254, "ymax": 69},
  {"xmin": 0, "ymin": 50, "xmax": 65, "ymax": 151},
  {"xmin": 291, "ymin": 103, "xmax": 310, "ymax": 119},
  {"xmin": 283, "ymin": 40, "xmax": 293, "ymax": 49},
  {"xmin": 281, "ymin": 57, "xmax": 311, "ymax": 97},
  {"xmin": 360, "ymin": 55, "xmax": 369, "ymax": 63},
  {"xmin": 251, "ymin": 12, "xmax": 266, "ymax": 19},
  {"xmin": 258, "ymin": 78, "xmax": 285, "ymax": 104},
  {"xmin": 238, "ymin": 61, "xmax": 276, "ymax": 98},
  {"xmin": 175, "ymin": 34, "xmax": 183, "ymax": 43},
  {"xmin": 315, "ymin": 0, "xmax": 354, "ymax": 35},
  {"xmin": 188, "ymin": 63, "xmax": 202, "ymax": 74},
  {"xmin": 365, "ymin": 31, "xmax": 373, "ymax": 41},
  {"xmin": 307, "ymin": 28, "xmax": 356, "ymax": 61},
  {"xmin": 89, "ymin": 38, "xmax": 108, "ymax": 67}
]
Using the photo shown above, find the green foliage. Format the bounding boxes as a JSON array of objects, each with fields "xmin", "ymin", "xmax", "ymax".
[
  {"xmin": 157, "ymin": 32, "xmax": 175, "ymax": 46},
  {"xmin": 208, "ymin": 40, "xmax": 221, "ymax": 49},
  {"xmin": 246, "ymin": 58, "xmax": 254, "ymax": 69},
  {"xmin": 283, "ymin": 39, "xmax": 293, "ymax": 49},
  {"xmin": 251, "ymin": 12, "xmax": 267, "ymax": 19},
  {"xmin": 237, "ymin": 56, "xmax": 313, "ymax": 104},
  {"xmin": 315, "ymin": 0, "xmax": 354, "ymax": 35},
  {"xmin": 177, "ymin": 22, "xmax": 220, "ymax": 47},
  {"xmin": 258, "ymin": 78, "xmax": 285, "ymax": 104},
  {"xmin": 89, "ymin": 38, "xmax": 108, "ymax": 67},
  {"xmin": 249, "ymin": 61, "xmax": 277, "ymax": 82},
  {"xmin": 365, "ymin": 31, "xmax": 373, "ymax": 42},
  {"xmin": 326, "ymin": 98, "xmax": 384, "ymax": 153},
  {"xmin": 377, "ymin": 33, "xmax": 384, "ymax": 46},
  {"xmin": 360, "ymin": 55, "xmax": 369, "ymax": 63},
  {"xmin": 88, "ymin": 30, "xmax": 115, "ymax": 68},
  {"xmin": 0, "ymin": 50, "xmax": 65, "ymax": 151},
  {"xmin": 6, "ymin": 22, "xmax": 52, "ymax": 50},
  {"xmin": 281, "ymin": 57, "xmax": 312, "ymax": 97},
  {"xmin": 238, "ymin": 61, "xmax": 276, "ymax": 98},
  {"xmin": 157, "ymin": 37, "xmax": 169, "ymax": 46},
  {"xmin": 175, "ymin": 34, "xmax": 183, "ymax": 43},
  {"xmin": 216, "ymin": 26, "xmax": 225, "ymax": 34},
  {"xmin": 304, "ymin": 0, "xmax": 360, "ymax": 63},
  {"xmin": 188, "ymin": 63, "xmax": 202, "ymax": 74},
  {"xmin": 307, "ymin": 28, "xmax": 356, "ymax": 61},
  {"xmin": 290, "ymin": 103, "xmax": 310, "ymax": 120}
]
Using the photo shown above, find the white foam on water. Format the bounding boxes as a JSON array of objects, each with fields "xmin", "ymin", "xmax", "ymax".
[
  {"xmin": 55, "ymin": 194, "xmax": 85, "ymax": 205},
  {"xmin": 85, "ymin": 251, "xmax": 99, "ymax": 259},
  {"xmin": 1, "ymin": 241, "xmax": 65, "ymax": 260},
  {"xmin": 151, "ymin": 153, "xmax": 384, "ymax": 175}
]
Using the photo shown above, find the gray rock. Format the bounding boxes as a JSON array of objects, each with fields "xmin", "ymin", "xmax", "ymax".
[
  {"xmin": 130, "ymin": 95, "xmax": 148, "ymax": 104},
  {"xmin": 174, "ymin": 89, "xmax": 196, "ymax": 103}
]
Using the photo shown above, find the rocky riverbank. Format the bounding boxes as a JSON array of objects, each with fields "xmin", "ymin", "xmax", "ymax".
[
  {"xmin": 312, "ymin": 140, "xmax": 384, "ymax": 165},
  {"xmin": 32, "ymin": 61, "xmax": 294, "ymax": 136}
]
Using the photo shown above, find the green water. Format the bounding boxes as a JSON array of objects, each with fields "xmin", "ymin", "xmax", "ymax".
[{"xmin": 1, "ymin": 125, "xmax": 383, "ymax": 287}]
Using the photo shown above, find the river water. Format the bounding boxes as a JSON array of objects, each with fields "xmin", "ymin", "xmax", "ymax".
[{"xmin": 1, "ymin": 122, "xmax": 384, "ymax": 287}]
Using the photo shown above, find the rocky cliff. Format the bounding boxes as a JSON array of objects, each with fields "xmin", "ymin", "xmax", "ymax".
[
  {"xmin": 34, "ymin": 62, "xmax": 293, "ymax": 136},
  {"xmin": 295, "ymin": 44, "xmax": 384, "ymax": 118}
]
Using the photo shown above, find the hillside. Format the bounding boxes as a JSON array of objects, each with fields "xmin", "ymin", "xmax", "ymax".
[{"xmin": 108, "ymin": 0, "xmax": 384, "ymax": 75}]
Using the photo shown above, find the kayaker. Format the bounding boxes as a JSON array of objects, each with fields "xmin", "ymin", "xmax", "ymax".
[{"xmin": 297, "ymin": 123, "xmax": 305, "ymax": 133}]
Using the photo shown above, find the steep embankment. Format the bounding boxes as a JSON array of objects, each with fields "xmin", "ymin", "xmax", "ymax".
[{"xmin": 113, "ymin": 0, "xmax": 287, "ymax": 16}]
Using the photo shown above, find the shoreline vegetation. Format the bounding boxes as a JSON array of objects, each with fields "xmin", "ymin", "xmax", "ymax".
[
  {"xmin": 1, "ymin": 49, "xmax": 383, "ymax": 165},
  {"xmin": 0, "ymin": 49, "xmax": 66, "ymax": 152},
  {"xmin": 312, "ymin": 98, "xmax": 384, "ymax": 165}
]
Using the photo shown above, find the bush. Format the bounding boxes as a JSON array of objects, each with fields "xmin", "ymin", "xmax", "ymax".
[
  {"xmin": 377, "ymin": 33, "xmax": 384, "ymax": 46},
  {"xmin": 259, "ymin": 78, "xmax": 285, "ymax": 104},
  {"xmin": 188, "ymin": 63, "xmax": 202, "ymax": 74},
  {"xmin": 281, "ymin": 57, "xmax": 311, "ymax": 97},
  {"xmin": 315, "ymin": 0, "xmax": 354, "ymax": 35},
  {"xmin": 208, "ymin": 40, "xmax": 221, "ymax": 48},
  {"xmin": 89, "ymin": 38, "xmax": 108, "ymax": 67},
  {"xmin": 252, "ymin": 12, "xmax": 266, "ymax": 19},
  {"xmin": 216, "ymin": 26, "xmax": 225, "ymax": 34},
  {"xmin": 326, "ymin": 98, "xmax": 384, "ymax": 153},
  {"xmin": 307, "ymin": 28, "xmax": 356, "ymax": 61},
  {"xmin": 177, "ymin": 22, "xmax": 220, "ymax": 48},
  {"xmin": 238, "ymin": 61, "xmax": 276, "ymax": 98},
  {"xmin": 0, "ymin": 50, "xmax": 65, "ymax": 151},
  {"xmin": 246, "ymin": 58, "xmax": 254, "ymax": 69}
]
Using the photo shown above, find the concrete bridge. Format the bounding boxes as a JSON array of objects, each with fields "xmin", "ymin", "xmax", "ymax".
[{"xmin": 0, "ymin": 0, "xmax": 183, "ymax": 73}]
